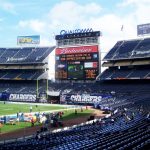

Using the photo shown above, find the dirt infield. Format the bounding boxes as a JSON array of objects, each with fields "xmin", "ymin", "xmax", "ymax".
[{"xmin": 0, "ymin": 108, "xmax": 107, "ymax": 141}]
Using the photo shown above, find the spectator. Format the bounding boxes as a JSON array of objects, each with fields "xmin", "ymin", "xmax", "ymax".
[
  {"xmin": 31, "ymin": 118, "xmax": 34, "ymax": 127},
  {"xmin": 59, "ymin": 112, "xmax": 63, "ymax": 118},
  {"xmin": 92, "ymin": 121, "xmax": 96, "ymax": 125},
  {"xmin": 111, "ymin": 118, "xmax": 115, "ymax": 125},
  {"xmin": 146, "ymin": 112, "xmax": 150, "ymax": 120},
  {"xmin": 86, "ymin": 105, "xmax": 88, "ymax": 110},
  {"xmin": 30, "ymin": 106, "xmax": 32, "ymax": 113},
  {"xmin": 75, "ymin": 109, "xmax": 77, "ymax": 115},
  {"xmin": 17, "ymin": 112, "xmax": 19, "ymax": 118}
]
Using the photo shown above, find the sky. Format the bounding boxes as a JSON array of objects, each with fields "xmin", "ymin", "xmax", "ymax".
[{"xmin": 0, "ymin": 0, "xmax": 150, "ymax": 79}]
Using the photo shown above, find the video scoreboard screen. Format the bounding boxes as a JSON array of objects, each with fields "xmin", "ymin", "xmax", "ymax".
[{"xmin": 55, "ymin": 45, "xmax": 99, "ymax": 80}]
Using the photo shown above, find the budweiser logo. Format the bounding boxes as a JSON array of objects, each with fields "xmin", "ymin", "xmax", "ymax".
[
  {"xmin": 56, "ymin": 46, "xmax": 98, "ymax": 55},
  {"xmin": 60, "ymin": 47, "xmax": 92, "ymax": 54}
]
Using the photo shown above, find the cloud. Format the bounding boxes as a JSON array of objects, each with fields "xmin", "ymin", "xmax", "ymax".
[
  {"xmin": 40, "ymin": 37, "xmax": 55, "ymax": 46},
  {"xmin": 0, "ymin": 18, "xmax": 4, "ymax": 22},
  {"xmin": 16, "ymin": 1, "xmax": 140, "ymax": 52},
  {"xmin": 116, "ymin": 0, "xmax": 150, "ymax": 36},
  {"xmin": 0, "ymin": 1, "xmax": 17, "ymax": 15},
  {"xmin": 0, "ymin": 17, "xmax": 5, "ymax": 31},
  {"xmin": 48, "ymin": 1, "xmax": 102, "ymax": 30},
  {"xmin": 118, "ymin": 0, "xmax": 150, "ymax": 7},
  {"xmin": 17, "ymin": 1, "xmax": 102, "ymax": 45},
  {"xmin": 47, "ymin": 0, "xmax": 148, "ymax": 53},
  {"xmin": 18, "ymin": 20, "xmax": 46, "ymax": 33},
  {"xmin": 14, "ymin": 0, "xmax": 150, "ymax": 78}
]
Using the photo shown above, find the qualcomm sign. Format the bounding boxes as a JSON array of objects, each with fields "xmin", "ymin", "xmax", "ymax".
[
  {"xmin": 60, "ymin": 28, "xmax": 93, "ymax": 35},
  {"xmin": 9, "ymin": 94, "xmax": 36, "ymax": 102}
]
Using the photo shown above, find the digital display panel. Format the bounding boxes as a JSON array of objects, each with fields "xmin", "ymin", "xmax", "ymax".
[
  {"xmin": 68, "ymin": 64, "xmax": 84, "ymax": 79},
  {"xmin": 55, "ymin": 63, "xmax": 67, "ymax": 79},
  {"xmin": 55, "ymin": 45, "xmax": 99, "ymax": 80},
  {"xmin": 85, "ymin": 69, "xmax": 98, "ymax": 79}
]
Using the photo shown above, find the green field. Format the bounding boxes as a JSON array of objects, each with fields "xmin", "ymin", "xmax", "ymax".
[
  {"xmin": 0, "ymin": 108, "xmax": 94, "ymax": 134},
  {"xmin": 0, "ymin": 122, "xmax": 36, "ymax": 133},
  {"xmin": 61, "ymin": 109, "xmax": 93, "ymax": 121},
  {"xmin": 0, "ymin": 102, "xmax": 67, "ymax": 116}
]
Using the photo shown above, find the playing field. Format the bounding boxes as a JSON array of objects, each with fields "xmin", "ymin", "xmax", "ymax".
[
  {"xmin": 0, "ymin": 101, "xmax": 95, "ymax": 135},
  {"xmin": 0, "ymin": 102, "xmax": 67, "ymax": 116},
  {"xmin": 0, "ymin": 109, "xmax": 94, "ymax": 134}
]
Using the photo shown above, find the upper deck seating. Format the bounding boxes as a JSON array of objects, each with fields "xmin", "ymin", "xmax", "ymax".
[
  {"xmin": 104, "ymin": 38, "xmax": 150, "ymax": 60},
  {"xmin": 0, "ymin": 46, "xmax": 55, "ymax": 64}
]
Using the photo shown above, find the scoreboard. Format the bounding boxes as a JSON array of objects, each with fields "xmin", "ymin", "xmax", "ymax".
[{"xmin": 55, "ymin": 45, "xmax": 99, "ymax": 80}]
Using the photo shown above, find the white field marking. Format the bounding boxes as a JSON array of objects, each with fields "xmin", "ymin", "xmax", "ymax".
[{"xmin": 3, "ymin": 108, "xmax": 13, "ymax": 110}]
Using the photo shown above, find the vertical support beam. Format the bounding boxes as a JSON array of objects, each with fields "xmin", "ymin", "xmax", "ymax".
[
  {"xmin": 46, "ymin": 79, "xmax": 48, "ymax": 99},
  {"xmin": 36, "ymin": 79, "xmax": 39, "ymax": 98}
]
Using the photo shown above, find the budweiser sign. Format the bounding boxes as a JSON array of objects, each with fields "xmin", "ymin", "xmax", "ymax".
[{"xmin": 56, "ymin": 45, "xmax": 98, "ymax": 55}]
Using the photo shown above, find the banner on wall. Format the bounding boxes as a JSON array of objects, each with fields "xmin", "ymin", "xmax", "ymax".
[
  {"xmin": 137, "ymin": 23, "xmax": 150, "ymax": 36},
  {"xmin": 60, "ymin": 94, "xmax": 112, "ymax": 104},
  {"xmin": 55, "ymin": 45, "xmax": 98, "ymax": 55},
  {"xmin": 17, "ymin": 35, "xmax": 40, "ymax": 45},
  {"xmin": 9, "ymin": 94, "xmax": 36, "ymax": 102}
]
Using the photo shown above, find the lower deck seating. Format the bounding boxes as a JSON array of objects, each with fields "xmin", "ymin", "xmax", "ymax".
[
  {"xmin": 100, "ymin": 68, "xmax": 150, "ymax": 80},
  {"xmin": 0, "ymin": 110, "xmax": 149, "ymax": 150}
]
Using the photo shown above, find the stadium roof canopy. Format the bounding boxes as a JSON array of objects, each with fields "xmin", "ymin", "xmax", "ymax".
[
  {"xmin": 104, "ymin": 37, "xmax": 150, "ymax": 61},
  {"xmin": 0, "ymin": 46, "xmax": 55, "ymax": 64}
]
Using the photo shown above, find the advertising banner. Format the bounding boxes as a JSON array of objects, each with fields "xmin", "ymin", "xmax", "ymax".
[
  {"xmin": 137, "ymin": 23, "xmax": 150, "ymax": 36},
  {"xmin": 9, "ymin": 94, "xmax": 37, "ymax": 102},
  {"xmin": 60, "ymin": 94, "xmax": 112, "ymax": 104},
  {"xmin": 55, "ymin": 45, "xmax": 98, "ymax": 55},
  {"xmin": 84, "ymin": 62, "xmax": 98, "ymax": 68},
  {"xmin": 17, "ymin": 35, "xmax": 40, "ymax": 45}
]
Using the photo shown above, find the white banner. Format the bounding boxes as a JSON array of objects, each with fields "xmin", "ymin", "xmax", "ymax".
[
  {"xmin": 9, "ymin": 94, "xmax": 36, "ymax": 102},
  {"xmin": 70, "ymin": 94, "xmax": 102, "ymax": 103}
]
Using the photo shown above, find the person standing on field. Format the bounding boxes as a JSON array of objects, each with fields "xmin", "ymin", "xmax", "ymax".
[{"xmin": 30, "ymin": 106, "xmax": 32, "ymax": 113}]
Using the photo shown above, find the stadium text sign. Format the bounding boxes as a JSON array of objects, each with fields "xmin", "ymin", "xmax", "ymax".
[
  {"xmin": 55, "ymin": 45, "xmax": 98, "ymax": 55},
  {"xmin": 60, "ymin": 28, "xmax": 93, "ymax": 35},
  {"xmin": 70, "ymin": 94, "xmax": 102, "ymax": 103},
  {"xmin": 60, "ymin": 94, "xmax": 112, "ymax": 104},
  {"xmin": 9, "ymin": 94, "xmax": 36, "ymax": 102}
]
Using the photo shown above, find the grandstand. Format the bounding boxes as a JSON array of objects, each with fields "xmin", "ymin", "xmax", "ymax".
[
  {"xmin": 41, "ymin": 36, "xmax": 150, "ymax": 150},
  {"xmin": 0, "ymin": 33, "xmax": 150, "ymax": 149},
  {"xmin": 0, "ymin": 105, "xmax": 149, "ymax": 150},
  {"xmin": 0, "ymin": 46, "xmax": 55, "ymax": 102},
  {"xmin": 100, "ymin": 37, "xmax": 150, "ymax": 80},
  {"xmin": 47, "ymin": 37, "xmax": 150, "ymax": 111}
]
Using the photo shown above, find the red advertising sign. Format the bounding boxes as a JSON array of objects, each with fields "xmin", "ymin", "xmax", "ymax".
[{"xmin": 56, "ymin": 45, "xmax": 98, "ymax": 55}]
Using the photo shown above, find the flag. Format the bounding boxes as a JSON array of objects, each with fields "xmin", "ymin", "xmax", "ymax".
[{"xmin": 121, "ymin": 25, "xmax": 124, "ymax": 31}]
